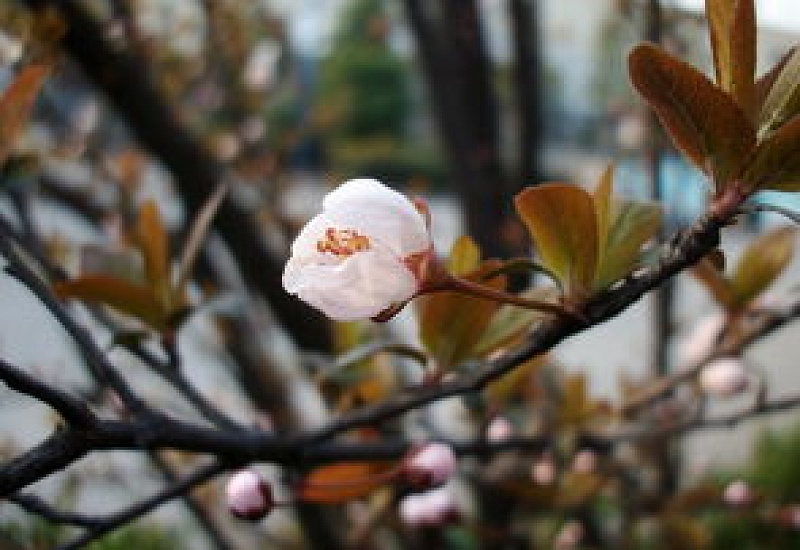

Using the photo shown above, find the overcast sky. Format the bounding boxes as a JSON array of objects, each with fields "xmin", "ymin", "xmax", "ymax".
[{"xmin": 668, "ymin": 0, "xmax": 800, "ymax": 32}]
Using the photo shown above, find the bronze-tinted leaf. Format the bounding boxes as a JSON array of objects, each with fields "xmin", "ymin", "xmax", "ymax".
[
  {"xmin": 298, "ymin": 461, "xmax": 395, "ymax": 503},
  {"xmin": 743, "ymin": 114, "xmax": 800, "ymax": 192},
  {"xmin": 514, "ymin": 183, "xmax": 598, "ymax": 298},
  {"xmin": 628, "ymin": 43, "xmax": 756, "ymax": 186},
  {"xmin": 729, "ymin": 0, "xmax": 756, "ymax": 117},
  {"xmin": 0, "ymin": 64, "xmax": 50, "ymax": 166},
  {"xmin": 133, "ymin": 200, "xmax": 170, "ymax": 292},
  {"xmin": 54, "ymin": 274, "xmax": 166, "ymax": 328},
  {"xmin": 731, "ymin": 227, "xmax": 795, "ymax": 306},
  {"xmin": 417, "ymin": 261, "xmax": 505, "ymax": 369},
  {"xmin": 706, "ymin": 0, "xmax": 756, "ymax": 117}
]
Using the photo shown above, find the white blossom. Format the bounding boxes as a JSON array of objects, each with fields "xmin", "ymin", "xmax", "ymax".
[{"xmin": 283, "ymin": 178, "xmax": 432, "ymax": 321}]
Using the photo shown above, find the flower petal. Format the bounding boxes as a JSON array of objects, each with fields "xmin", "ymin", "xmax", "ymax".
[
  {"xmin": 283, "ymin": 242, "xmax": 418, "ymax": 321},
  {"xmin": 322, "ymin": 178, "xmax": 430, "ymax": 256}
]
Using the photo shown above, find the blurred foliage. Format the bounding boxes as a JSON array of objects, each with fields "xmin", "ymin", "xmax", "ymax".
[
  {"xmin": 704, "ymin": 423, "xmax": 800, "ymax": 550},
  {"xmin": 316, "ymin": 0, "xmax": 444, "ymax": 186},
  {"xmin": 0, "ymin": 517, "xmax": 180, "ymax": 550}
]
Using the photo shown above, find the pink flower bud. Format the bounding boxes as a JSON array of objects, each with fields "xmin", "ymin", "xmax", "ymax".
[
  {"xmin": 571, "ymin": 449, "xmax": 597, "ymax": 474},
  {"xmin": 777, "ymin": 505, "xmax": 800, "ymax": 529},
  {"xmin": 723, "ymin": 480, "xmax": 754, "ymax": 507},
  {"xmin": 225, "ymin": 469, "xmax": 274, "ymax": 521},
  {"xmin": 402, "ymin": 443, "xmax": 458, "ymax": 489},
  {"xmin": 554, "ymin": 521, "xmax": 584, "ymax": 549},
  {"xmin": 699, "ymin": 358, "xmax": 749, "ymax": 398},
  {"xmin": 398, "ymin": 487, "xmax": 460, "ymax": 528},
  {"xmin": 531, "ymin": 454, "xmax": 557, "ymax": 486},
  {"xmin": 486, "ymin": 416, "xmax": 514, "ymax": 443}
]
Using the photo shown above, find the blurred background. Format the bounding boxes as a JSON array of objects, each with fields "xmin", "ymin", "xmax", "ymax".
[{"xmin": 2, "ymin": 0, "xmax": 800, "ymax": 548}]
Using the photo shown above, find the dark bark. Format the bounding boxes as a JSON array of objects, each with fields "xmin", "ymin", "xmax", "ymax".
[
  {"xmin": 510, "ymin": 0, "xmax": 542, "ymax": 187},
  {"xmin": 403, "ymin": 0, "xmax": 508, "ymax": 258}
]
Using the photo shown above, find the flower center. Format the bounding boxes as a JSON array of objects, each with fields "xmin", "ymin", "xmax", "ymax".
[{"xmin": 316, "ymin": 227, "xmax": 371, "ymax": 257}]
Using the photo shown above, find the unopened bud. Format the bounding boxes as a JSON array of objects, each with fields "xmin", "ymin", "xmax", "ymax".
[
  {"xmin": 700, "ymin": 358, "xmax": 749, "ymax": 398},
  {"xmin": 723, "ymin": 480, "xmax": 754, "ymax": 507},
  {"xmin": 486, "ymin": 416, "xmax": 514, "ymax": 443},
  {"xmin": 531, "ymin": 454, "xmax": 557, "ymax": 486},
  {"xmin": 402, "ymin": 443, "xmax": 457, "ymax": 489},
  {"xmin": 777, "ymin": 505, "xmax": 800, "ymax": 529},
  {"xmin": 554, "ymin": 521, "xmax": 584, "ymax": 549},
  {"xmin": 572, "ymin": 449, "xmax": 597, "ymax": 474},
  {"xmin": 225, "ymin": 469, "xmax": 273, "ymax": 521},
  {"xmin": 398, "ymin": 486, "xmax": 460, "ymax": 528}
]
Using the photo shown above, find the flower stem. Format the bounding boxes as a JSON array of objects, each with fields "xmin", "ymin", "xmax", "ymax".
[{"xmin": 445, "ymin": 276, "xmax": 581, "ymax": 320}]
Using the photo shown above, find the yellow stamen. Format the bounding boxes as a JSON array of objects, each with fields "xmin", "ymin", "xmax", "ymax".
[{"xmin": 316, "ymin": 228, "xmax": 371, "ymax": 257}]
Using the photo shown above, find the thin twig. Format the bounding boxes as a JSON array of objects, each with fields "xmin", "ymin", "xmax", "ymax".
[
  {"xmin": 0, "ymin": 227, "xmax": 149, "ymax": 416},
  {"xmin": 8, "ymin": 493, "xmax": 102, "ymax": 528},
  {"xmin": 149, "ymin": 454, "xmax": 235, "ymax": 550},
  {"xmin": 57, "ymin": 460, "xmax": 227, "ymax": 550},
  {"xmin": 0, "ymin": 359, "xmax": 95, "ymax": 427},
  {"xmin": 623, "ymin": 298, "xmax": 800, "ymax": 413}
]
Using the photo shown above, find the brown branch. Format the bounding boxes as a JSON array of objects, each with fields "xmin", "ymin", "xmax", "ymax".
[{"xmin": 297, "ymin": 211, "xmax": 729, "ymax": 445}]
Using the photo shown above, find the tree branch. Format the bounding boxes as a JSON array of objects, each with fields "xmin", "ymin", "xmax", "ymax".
[
  {"xmin": 0, "ymin": 359, "xmax": 95, "ymax": 427},
  {"xmin": 0, "ymin": 228, "xmax": 149, "ymax": 416},
  {"xmin": 298, "ymin": 211, "xmax": 728, "ymax": 444},
  {"xmin": 623, "ymin": 296, "xmax": 800, "ymax": 413}
]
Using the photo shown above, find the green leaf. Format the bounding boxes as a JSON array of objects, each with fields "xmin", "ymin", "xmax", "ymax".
[
  {"xmin": 472, "ymin": 288, "xmax": 553, "ymax": 357},
  {"xmin": 447, "ymin": 235, "xmax": 481, "ymax": 276},
  {"xmin": 731, "ymin": 226, "xmax": 795, "ymax": 305},
  {"xmin": 755, "ymin": 48, "xmax": 795, "ymax": 114},
  {"xmin": 691, "ymin": 256, "xmax": 736, "ymax": 310},
  {"xmin": 594, "ymin": 199, "xmax": 662, "ymax": 289},
  {"xmin": 759, "ymin": 47, "xmax": 800, "ymax": 135},
  {"xmin": 593, "ymin": 165, "xmax": 615, "ymax": 268},
  {"xmin": 743, "ymin": 114, "xmax": 800, "ymax": 192},
  {"xmin": 628, "ymin": 43, "xmax": 756, "ymax": 187},
  {"xmin": 514, "ymin": 183, "xmax": 598, "ymax": 299}
]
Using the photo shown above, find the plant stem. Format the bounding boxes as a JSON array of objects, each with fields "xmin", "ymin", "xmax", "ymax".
[{"xmin": 445, "ymin": 276, "xmax": 580, "ymax": 320}]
